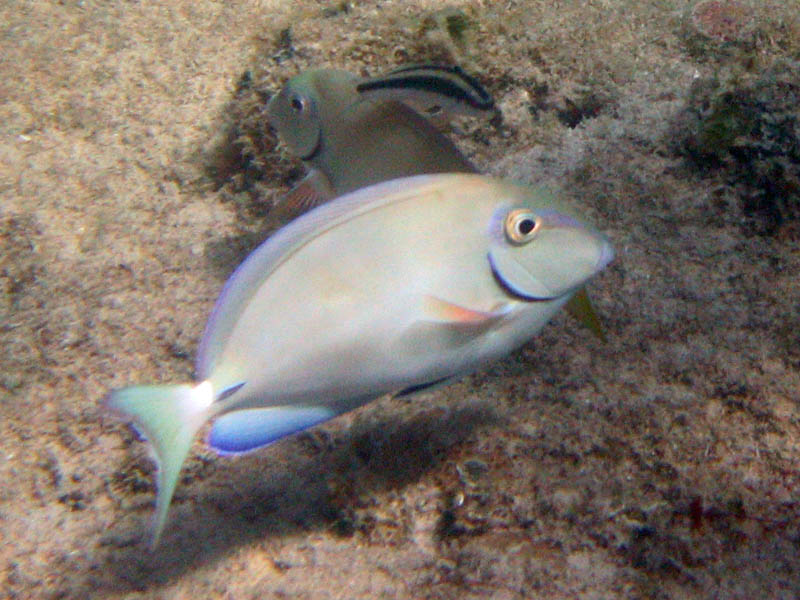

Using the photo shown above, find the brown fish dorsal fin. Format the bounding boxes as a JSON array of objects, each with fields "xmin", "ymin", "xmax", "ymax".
[{"xmin": 356, "ymin": 64, "xmax": 497, "ymax": 120}]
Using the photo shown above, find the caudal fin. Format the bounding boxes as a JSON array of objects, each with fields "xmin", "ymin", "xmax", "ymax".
[{"xmin": 105, "ymin": 381, "xmax": 214, "ymax": 548}]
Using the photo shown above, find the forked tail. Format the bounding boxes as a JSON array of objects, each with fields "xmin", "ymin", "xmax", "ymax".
[{"xmin": 105, "ymin": 381, "xmax": 214, "ymax": 548}]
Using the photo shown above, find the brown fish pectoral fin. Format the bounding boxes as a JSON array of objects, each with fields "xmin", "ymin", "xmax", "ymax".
[
  {"xmin": 275, "ymin": 170, "xmax": 336, "ymax": 221},
  {"xmin": 565, "ymin": 287, "xmax": 607, "ymax": 343}
]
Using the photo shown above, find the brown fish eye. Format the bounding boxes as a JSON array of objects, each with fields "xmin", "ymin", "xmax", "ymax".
[
  {"xmin": 505, "ymin": 210, "xmax": 540, "ymax": 244},
  {"xmin": 290, "ymin": 95, "xmax": 305, "ymax": 112}
]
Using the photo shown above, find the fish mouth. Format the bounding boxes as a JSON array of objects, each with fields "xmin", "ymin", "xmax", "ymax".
[
  {"xmin": 300, "ymin": 136, "xmax": 322, "ymax": 162},
  {"xmin": 596, "ymin": 237, "xmax": 615, "ymax": 271},
  {"xmin": 487, "ymin": 252, "xmax": 559, "ymax": 302}
]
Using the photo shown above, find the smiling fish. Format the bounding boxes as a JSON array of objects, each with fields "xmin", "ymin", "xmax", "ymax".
[
  {"xmin": 106, "ymin": 173, "xmax": 613, "ymax": 547},
  {"xmin": 267, "ymin": 65, "xmax": 608, "ymax": 340}
]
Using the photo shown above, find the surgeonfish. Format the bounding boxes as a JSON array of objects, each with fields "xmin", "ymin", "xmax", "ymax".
[
  {"xmin": 265, "ymin": 66, "xmax": 485, "ymax": 209},
  {"xmin": 106, "ymin": 173, "xmax": 614, "ymax": 547},
  {"xmin": 268, "ymin": 65, "xmax": 609, "ymax": 341}
]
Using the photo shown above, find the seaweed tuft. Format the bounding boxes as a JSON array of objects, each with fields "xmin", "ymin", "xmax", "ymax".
[{"xmin": 669, "ymin": 61, "xmax": 800, "ymax": 234}]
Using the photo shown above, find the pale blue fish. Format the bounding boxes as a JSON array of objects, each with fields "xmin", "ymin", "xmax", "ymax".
[
  {"xmin": 106, "ymin": 173, "xmax": 613, "ymax": 547},
  {"xmin": 268, "ymin": 66, "xmax": 608, "ymax": 341}
]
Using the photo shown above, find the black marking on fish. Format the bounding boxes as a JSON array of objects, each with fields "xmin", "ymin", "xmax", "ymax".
[
  {"xmin": 487, "ymin": 252, "xmax": 551, "ymax": 302},
  {"xmin": 357, "ymin": 65, "xmax": 495, "ymax": 112},
  {"xmin": 217, "ymin": 381, "xmax": 246, "ymax": 402},
  {"xmin": 300, "ymin": 134, "xmax": 323, "ymax": 162},
  {"xmin": 386, "ymin": 64, "xmax": 492, "ymax": 102},
  {"xmin": 395, "ymin": 376, "xmax": 451, "ymax": 398}
]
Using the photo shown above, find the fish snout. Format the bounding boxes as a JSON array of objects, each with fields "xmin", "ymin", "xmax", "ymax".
[
  {"xmin": 541, "ymin": 209, "xmax": 614, "ymax": 281},
  {"xmin": 595, "ymin": 234, "xmax": 615, "ymax": 273},
  {"xmin": 488, "ymin": 207, "xmax": 614, "ymax": 301}
]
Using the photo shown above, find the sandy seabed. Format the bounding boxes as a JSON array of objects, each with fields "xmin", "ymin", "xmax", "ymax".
[{"xmin": 2, "ymin": 1, "xmax": 800, "ymax": 598}]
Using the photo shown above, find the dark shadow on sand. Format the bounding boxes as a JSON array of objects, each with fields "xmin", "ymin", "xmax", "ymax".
[{"xmin": 91, "ymin": 400, "xmax": 501, "ymax": 596}]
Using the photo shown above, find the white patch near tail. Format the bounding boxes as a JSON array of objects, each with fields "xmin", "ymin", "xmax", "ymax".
[{"xmin": 105, "ymin": 381, "xmax": 215, "ymax": 548}]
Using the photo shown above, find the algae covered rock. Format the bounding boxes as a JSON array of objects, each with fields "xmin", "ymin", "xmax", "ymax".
[{"xmin": 669, "ymin": 60, "xmax": 800, "ymax": 234}]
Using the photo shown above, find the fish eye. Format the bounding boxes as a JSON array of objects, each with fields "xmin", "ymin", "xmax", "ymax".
[
  {"xmin": 504, "ymin": 209, "xmax": 540, "ymax": 244},
  {"xmin": 517, "ymin": 218, "xmax": 535, "ymax": 234},
  {"xmin": 290, "ymin": 93, "xmax": 306, "ymax": 113}
]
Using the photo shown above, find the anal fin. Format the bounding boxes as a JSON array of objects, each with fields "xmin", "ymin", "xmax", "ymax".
[{"xmin": 208, "ymin": 406, "xmax": 336, "ymax": 455}]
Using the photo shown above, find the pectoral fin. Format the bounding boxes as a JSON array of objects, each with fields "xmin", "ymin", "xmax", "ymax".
[
  {"xmin": 421, "ymin": 294, "xmax": 510, "ymax": 327},
  {"xmin": 274, "ymin": 170, "xmax": 336, "ymax": 222},
  {"xmin": 398, "ymin": 296, "xmax": 510, "ymax": 355}
]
